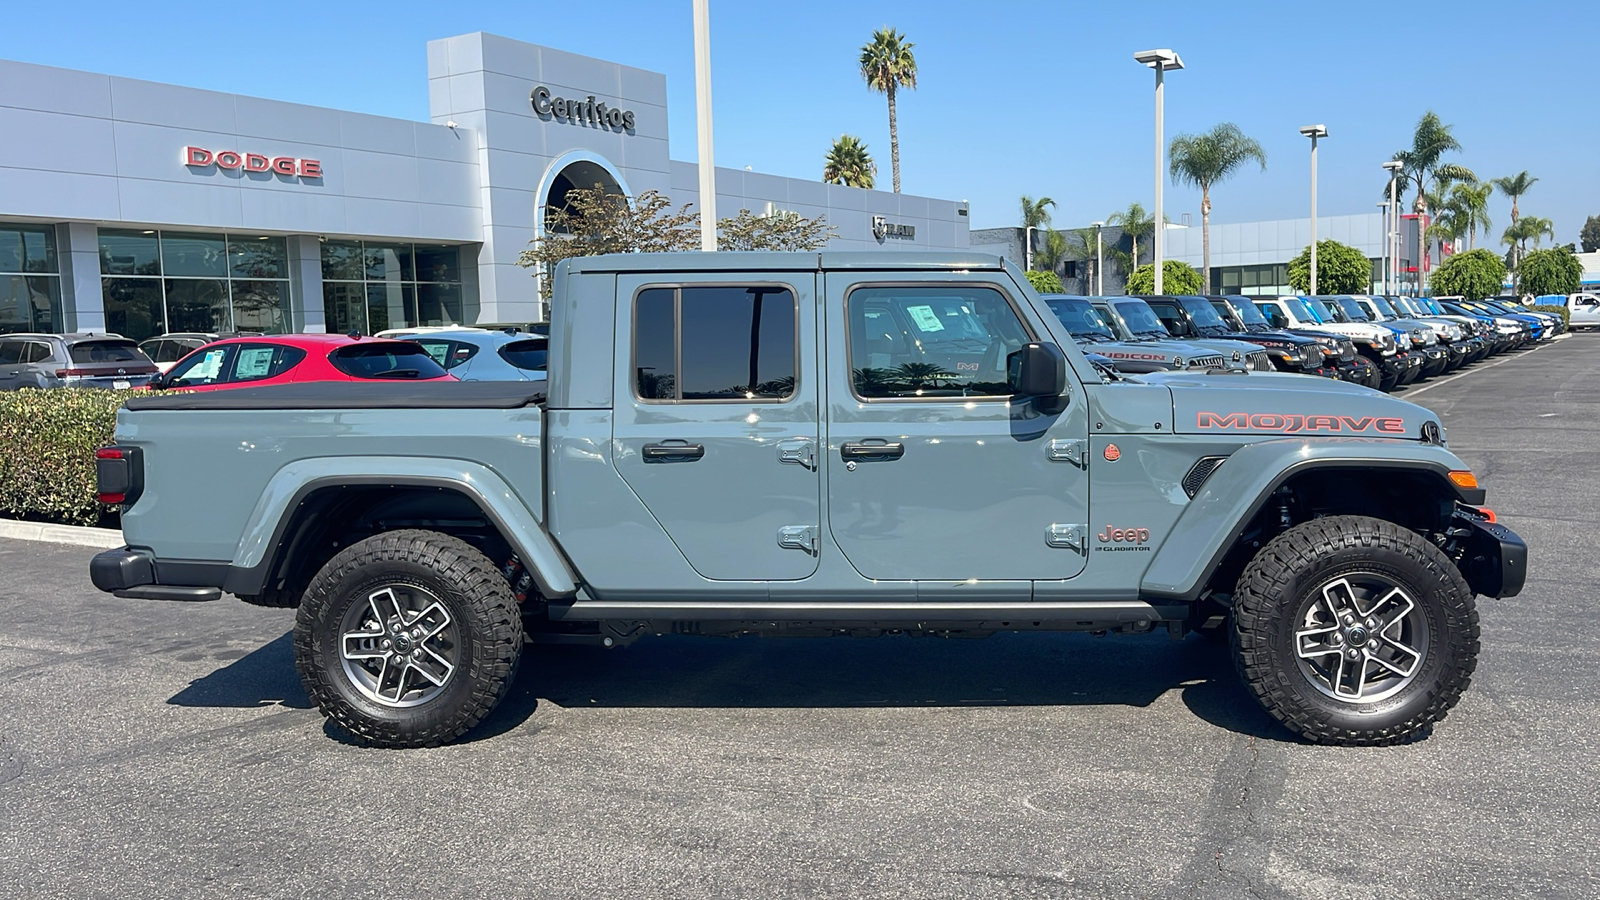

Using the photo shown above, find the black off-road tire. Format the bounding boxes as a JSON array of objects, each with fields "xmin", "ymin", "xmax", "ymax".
[
  {"xmin": 294, "ymin": 530, "xmax": 523, "ymax": 748},
  {"xmin": 1231, "ymin": 515, "xmax": 1479, "ymax": 746}
]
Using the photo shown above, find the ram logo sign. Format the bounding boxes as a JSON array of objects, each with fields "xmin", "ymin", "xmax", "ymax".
[{"xmin": 1196, "ymin": 412, "xmax": 1406, "ymax": 434}]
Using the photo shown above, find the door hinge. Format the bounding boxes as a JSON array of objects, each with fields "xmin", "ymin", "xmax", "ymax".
[
  {"xmin": 777, "ymin": 525, "xmax": 819, "ymax": 555},
  {"xmin": 1047, "ymin": 439, "xmax": 1087, "ymax": 467},
  {"xmin": 776, "ymin": 438, "xmax": 817, "ymax": 470},
  {"xmin": 1047, "ymin": 523, "xmax": 1087, "ymax": 554}
]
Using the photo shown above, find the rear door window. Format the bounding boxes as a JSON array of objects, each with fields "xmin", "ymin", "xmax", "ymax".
[
  {"xmin": 25, "ymin": 342, "xmax": 52, "ymax": 363},
  {"xmin": 330, "ymin": 342, "xmax": 449, "ymax": 379},
  {"xmin": 414, "ymin": 339, "xmax": 479, "ymax": 370},
  {"xmin": 0, "ymin": 341, "xmax": 21, "ymax": 364},
  {"xmin": 229, "ymin": 343, "xmax": 307, "ymax": 383},
  {"xmin": 69, "ymin": 340, "xmax": 144, "ymax": 364},
  {"xmin": 497, "ymin": 339, "xmax": 548, "ymax": 371}
]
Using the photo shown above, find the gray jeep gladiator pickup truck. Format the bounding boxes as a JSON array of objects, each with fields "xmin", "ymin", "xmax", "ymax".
[{"xmin": 90, "ymin": 252, "xmax": 1526, "ymax": 749}]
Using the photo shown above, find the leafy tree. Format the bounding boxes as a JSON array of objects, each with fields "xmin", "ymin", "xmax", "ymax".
[
  {"xmin": 1393, "ymin": 112, "xmax": 1475, "ymax": 215},
  {"xmin": 859, "ymin": 28, "xmax": 917, "ymax": 193},
  {"xmin": 1491, "ymin": 171, "xmax": 1538, "ymax": 225},
  {"xmin": 1168, "ymin": 122, "xmax": 1267, "ymax": 290},
  {"xmin": 1124, "ymin": 260, "xmax": 1201, "ymax": 295},
  {"xmin": 1516, "ymin": 247, "xmax": 1583, "ymax": 296},
  {"xmin": 1025, "ymin": 269, "xmax": 1064, "ymax": 293},
  {"xmin": 1581, "ymin": 215, "xmax": 1600, "ymax": 253},
  {"xmin": 717, "ymin": 209, "xmax": 836, "ymax": 251},
  {"xmin": 1287, "ymin": 240, "xmax": 1371, "ymax": 294},
  {"xmin": 823, "ymin": 135, "xmax": 875, "ymax": 189},
  {"xmin": 1107, "ymin": 202, "xmax": 1156, "ymax": 268},
  {"xmin": 520, "ymin": 187, "xmax": 698, "ymax": 295},
  {"xmin": 1429, "ymin": 248, "xmax": 1506, "ymax": 300}
]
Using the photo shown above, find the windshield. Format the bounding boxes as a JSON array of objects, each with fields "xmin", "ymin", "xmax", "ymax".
[
  {"xmin": 1335, "ymin": 298, "xmax": 1370, "ymax": 322},
  {"xmin": 1224, "ymin": 296, "xmax": 1270, "ymax": 326},
  {"xmin": 1292, "ymin": 298, "xmax": 1326, "ymax": 324},
  {"xmin": 1179, "ymin": 297, "xmax": 1229, "ymax": 329},
  {"xmin": 1045, "ymin": 297, "xmax": 1117, "ymax": 342},
  {"xmin": 1369, "ymin": 296, "xmax": 1398, "ymax": 317},
  {"xmin": 1111, "ymin": 299, "xmax": 1170, "ymax": 338}
]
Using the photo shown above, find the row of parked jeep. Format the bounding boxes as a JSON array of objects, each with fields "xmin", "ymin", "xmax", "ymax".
[{"xmin": 1044, "ymin": 293, "xmax": 1565, "ymax": 392}]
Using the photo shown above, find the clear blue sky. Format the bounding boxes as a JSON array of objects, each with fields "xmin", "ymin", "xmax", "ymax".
[{"xmin": 4, "ymin": 0, "xmax": 1596, "ymax": 243}]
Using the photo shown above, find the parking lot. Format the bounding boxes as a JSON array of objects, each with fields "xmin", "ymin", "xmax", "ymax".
[{"xmin": 1, "ymin": 334, "xmax": 1596, "ymax": 900}]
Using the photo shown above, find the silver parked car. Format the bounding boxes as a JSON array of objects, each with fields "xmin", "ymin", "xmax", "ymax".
[
  {"xmin": 0, "ymin": 332, "xmax": 159, "ymax": 390},
  {"xmin": 139, "ymin": 332, "xmax": 262, "ymax": 373}
]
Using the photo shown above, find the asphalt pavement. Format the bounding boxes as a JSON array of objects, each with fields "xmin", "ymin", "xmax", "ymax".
[{"xmin": 2, "ymin": 335, "xmax": 1597, "ymax": 899}]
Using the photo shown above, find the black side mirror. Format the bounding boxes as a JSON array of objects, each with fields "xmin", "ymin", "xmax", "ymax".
[{"xmin": 1007, "ymin": 342, "xmax": 1069, "ymax": 414}]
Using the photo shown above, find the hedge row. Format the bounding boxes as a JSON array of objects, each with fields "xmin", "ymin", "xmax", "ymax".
[
  {"xmin": 1530, "ymin": 304, "xmax": 1570, "ymax": 328},
  {"xmin": 0, "ymin": 389, "xmax": 125, "ymax": 526}
]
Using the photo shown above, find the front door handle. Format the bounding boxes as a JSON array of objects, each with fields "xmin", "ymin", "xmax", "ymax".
[
  {"xmin": 642, "ymin": 441, "xmax": 705, "ymax": 462},
  {"xmin": 840, "ymin": 440, "xmax": 905, "ymax": 461}
]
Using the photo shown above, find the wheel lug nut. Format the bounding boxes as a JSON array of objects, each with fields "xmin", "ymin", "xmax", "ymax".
[
  {"xmin": 1365, "ymin": 619, "xmax": 1377, "ymax": 629},
  {"xmin": 410, "ymin": 628, "xmax": 421, "ymax": 639},
  {"xmin": 381, "ymin": 639, "xmax": 391, "ymax": 649},
  {"xmin": 1346, "ymin": 648, "xmax": 1361, "ymax": 660},
  {"xmin": 412, "ymin": 649, "xmax": 424, "ymax": 659},
  {"xmin": 1332, "ymin": 633, "xmax": 1343, "ymax": 644},
  {"xmin": 1343, "ymin": 615, "xmax": 1355, "ymax": 625}
]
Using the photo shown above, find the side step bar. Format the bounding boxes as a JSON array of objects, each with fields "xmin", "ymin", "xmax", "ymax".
[{"xmin": 547, "ymin": 599, "xmax": 1179, "ymax": 626}]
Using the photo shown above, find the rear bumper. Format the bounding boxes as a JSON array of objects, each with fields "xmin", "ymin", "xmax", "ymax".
[
  {"xmin": 1454, "ymin": 507, "xmax": 1527, "ymax": 599},
  {"xmin": 90, "ymin": 547, "xmax": 223, "ymax": 601}
]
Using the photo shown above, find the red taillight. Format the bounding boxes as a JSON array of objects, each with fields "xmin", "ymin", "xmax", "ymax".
[
  {"xmin": 97, "ymin": 492, "xmax": 126, "ymax": 504},
  {"xmin": 96, "ymin": 448, "xmax": 124, "ymax": 460}
]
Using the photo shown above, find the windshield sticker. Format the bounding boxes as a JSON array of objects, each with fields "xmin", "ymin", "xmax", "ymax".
[
  {"xmin": 234, "ymin": 347, "xmax": 274, "ymax": 378},
  {"xmin": 906, "ymin": 305, "xmax": 945, "ymax": 332},
  {"xmin": 1197, "ymin": 412, "xmax": 1405, "ymax": 434}
]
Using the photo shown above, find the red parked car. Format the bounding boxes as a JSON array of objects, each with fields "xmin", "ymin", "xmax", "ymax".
[{"xmin": 153, "ymin": 334, "xmax": 454, "ymax": 392}]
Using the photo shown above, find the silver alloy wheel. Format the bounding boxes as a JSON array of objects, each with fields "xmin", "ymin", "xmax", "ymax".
[
  {"xmin": 339, "ymin": 585, "xmax": 459, "ymax": 708},
  {"xmin": 1293, "ymin": 574, "xmax": 1429, "ymax": 704}
]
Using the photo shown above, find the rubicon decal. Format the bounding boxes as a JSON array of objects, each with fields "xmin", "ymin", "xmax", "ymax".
[
  {"xmin": 1196, "ymin": 412, "xmax": 1405, "ymax": 434},
  {"xmin": 1100, "ymin": 352, "xmax": 1169, "ymax": 361},
  {"xmin": 185, "ymin": 147, "xmax": 322, "ymax": 178},
  {"xmin": 1095, "ymin": 525, "xmax": 1152, "ymax": 551}
]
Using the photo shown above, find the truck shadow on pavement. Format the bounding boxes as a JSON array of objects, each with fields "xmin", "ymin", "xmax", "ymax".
[{"xmin": 164, "ymin": 630, "xmax": 1300, "ymax": 744}]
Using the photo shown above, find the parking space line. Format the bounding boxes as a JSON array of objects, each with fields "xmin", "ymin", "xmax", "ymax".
[{"xmin": 1403, "ymin": 342, "xmax": 1559, "ymax": 398}]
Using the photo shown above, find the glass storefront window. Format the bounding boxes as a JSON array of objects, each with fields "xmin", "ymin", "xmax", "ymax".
[
  {"xmin": 99, "ymin": 231, "xmax": 162, "ymax": 276},
  {"xmin": 230, "ymin": 237, "xmax": 287, "ymax": 279},
  {"xmin": 97, "ymin": 230, "xmax": 291, "ymax": 341},
  {"xmin": 323, "ymin": 241, "xmax": 468, "ymax": 334},
  {"xmin": 0, "ymin": 224, "xmax": 62, "ymax": 334}
]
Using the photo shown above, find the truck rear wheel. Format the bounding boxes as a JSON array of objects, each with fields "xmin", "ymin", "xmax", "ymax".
[
  {"xmin": 294, "ymin": 530, "xmax": 523, "ymax": 748},
  {"xmin": 1231, "ymin": 515, "xmax": 1478, "ymax": 746}
]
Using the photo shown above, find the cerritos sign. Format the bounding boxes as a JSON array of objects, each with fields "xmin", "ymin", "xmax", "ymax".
[
  {"xmin": 183, "ymin": 146, "xmax": 323, "ymax": 178},
  {"xmin": 530, "ymin": 86, "xmax": 636, "ymax": 132}
]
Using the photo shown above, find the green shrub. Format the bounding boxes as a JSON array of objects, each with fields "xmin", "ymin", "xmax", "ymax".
[
  {"xmin": 1124, "ymin": 260, "xmax": 1202, "ymax": 295},
  {"xmin": 1531, "ymin": 304, "xmax": 1570, "ymax": 327},
  {"xmin": 0, "ymin": 389, "xmax": 126, "ymax": 526},
  {"xmin": 1025, "ymin": 269, "xmax": 1064, "ymax": 293}
]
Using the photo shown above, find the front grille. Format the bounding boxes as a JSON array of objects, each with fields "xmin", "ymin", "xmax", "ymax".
[
  {"xmin": 1246, "ymin": 350, "xmax": 1272, "ymax": 371},
  {"xmin": 1182, "ymin": 456, "xmax": 1228, "ymax": 498},
  {"xmin": 1185, "ymin": 355, "xmax": 1226, "ymax": 370},
  {"xmin": 1338, "ymin": 341, "xmax": 1355, "ymax": 362}
]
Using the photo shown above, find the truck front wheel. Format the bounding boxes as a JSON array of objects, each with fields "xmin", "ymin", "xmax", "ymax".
[
  {"xmin": 294, "ymin": 530, "xmax": 523, "ymax": 748},
  {"xmin": 1231, "ymin": 515, "xmax": 1479, "ymax": 746}
]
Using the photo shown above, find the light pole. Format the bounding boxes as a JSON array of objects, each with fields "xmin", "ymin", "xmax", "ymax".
[
  {"xmin": 1092, "ymin": 221, "xmax": 1105, "ymax": 294},
  {"xmin": 1377, "ymin": 201, "xmax": 1389, "ymax": 294},
  {"xmin": 692, "ymin": 0, "xmax": 717, "ymax": 251},
  {"xmin": 1299, "ymin": 124, "xmax": 1328, "ymax": 296},
  {"xmin": 1024, "ymin": 226, "xmax": 1034, "ymax": 272},
  {"xmin": 1134, "ymin": 49, "xmax": 1183, "ymax": 295},
  {"xmin": 1382, "ymin": 159, "xmax": 1404, "ymax": 296}
]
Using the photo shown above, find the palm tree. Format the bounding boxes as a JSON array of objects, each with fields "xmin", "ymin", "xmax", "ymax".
[
  {"xmin": 1107, "ymin": 202, "xmax": 1156, "ymax": 269},
  {"xmin": 1167, "ymin": 123, "xmax": 1267, "ymax": 291},
  {"xmin": 1503, "ymin": 216, "xmax": 1555, "ymax": 262},
  {"xmin": 823, "ymin": 135, "xmax": 876, "ymax": 189},
  {"xmin": 1427, "ymin": 182, "xmax": 1493, "ymax": 250},
  {"xmin": 859, "ymin": 28, "xmax": 918, "ymax": 194},
  {"xmin": 1067, "ymin": 229, "xmax": 1099, "ymax": 293},
  {"xmin": 1392, "ymin": 111, "xmax": 1476, "ymax": 215},
  {"xmin": 1491, "ymin": 171, "xmax": 1538, "ymax": 226},
  {"xmin": 1020, "ymin": 195, "xmax": 1055, "ymax": 268},
  {"xmin": 1033, "ymin": 228, "xmax": 1069, "ymax": 276}
]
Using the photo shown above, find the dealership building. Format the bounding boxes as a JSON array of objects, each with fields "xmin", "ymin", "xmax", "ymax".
[{"xmin": 0, "ymin": 32, "xmax": 971, "ymax": 341}]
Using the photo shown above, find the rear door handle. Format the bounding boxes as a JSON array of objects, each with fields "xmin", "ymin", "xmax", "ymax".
[
  {"xmin": 840, "ymin": 440, "xmax": 905, "ymax": 461},
  {"xmin": 642, "ymin": 441, "xmax": 705, "ymax": 461}
]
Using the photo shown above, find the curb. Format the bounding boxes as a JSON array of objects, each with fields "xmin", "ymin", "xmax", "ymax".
[{"xmin": 0, "ymin": 519, "xmax": 124, "ymax": 549}]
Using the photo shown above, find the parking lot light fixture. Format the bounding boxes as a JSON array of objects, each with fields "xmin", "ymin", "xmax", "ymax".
[
  {"xmin": 1383, "ymin": 159, "xmax": 1405, "ymax": 295},
  {"xmin": 1092, "ymin": 221, "xmax": 1105, "ymax": 295},
  {"xmin": 1299, "ymin": 124, "xmax": 1328, "ymax": 295},
  {"xmin": 1135, "ymin": 49, "xmax": 1182, "ymax": 295}
]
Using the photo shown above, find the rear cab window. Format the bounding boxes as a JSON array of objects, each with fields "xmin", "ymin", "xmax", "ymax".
[
  {"xmin": 632, "ymin": 286, "xmax": 797, "ymax": 401},
  {"xmin": 330, "ymin": 342, "xmax": 449, "ymax": 379}
]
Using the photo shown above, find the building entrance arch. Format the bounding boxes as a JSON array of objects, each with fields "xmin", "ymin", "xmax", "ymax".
[{"xmin": 536, "ymin": 151, "xmax": 631, "ymax": 237}]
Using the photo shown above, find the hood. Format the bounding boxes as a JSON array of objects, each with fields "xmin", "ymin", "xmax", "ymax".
[
  {"xmin": 1081, "ymin": 338, "xmax": 1230, "ymax": 369},
  {"xmin": 1145, "ymin": 371, "xmax": 1443, "ymax": 441}
]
